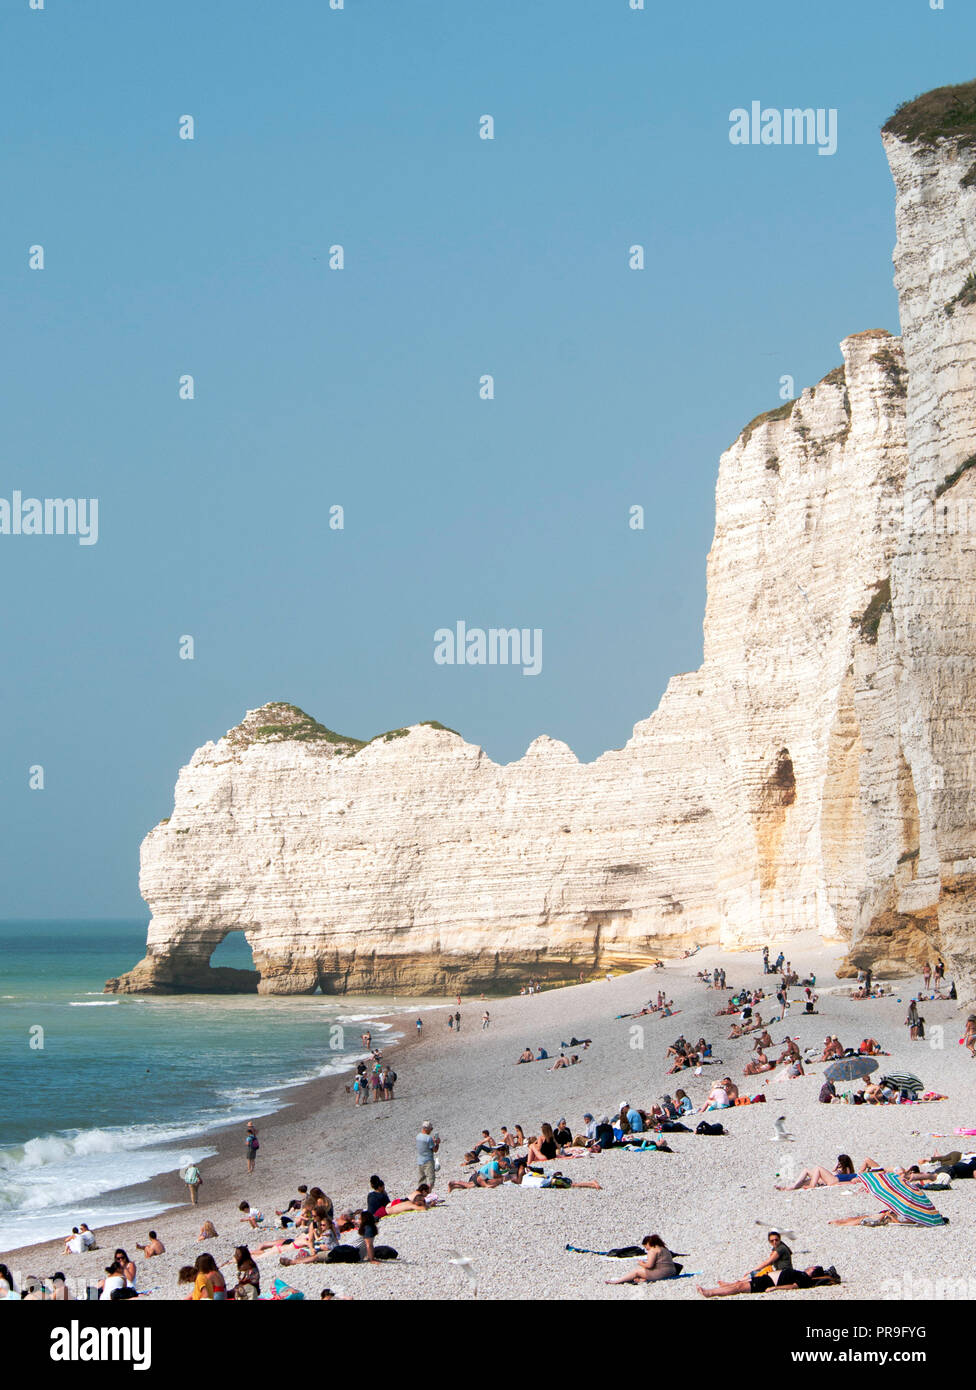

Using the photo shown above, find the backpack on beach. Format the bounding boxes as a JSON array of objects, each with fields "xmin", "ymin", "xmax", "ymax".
[{"xmin": 695, "ymin": 1121, "xmax": 726, "ymax": 1136}]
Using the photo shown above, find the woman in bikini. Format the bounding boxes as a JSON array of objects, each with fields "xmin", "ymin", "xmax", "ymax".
[{"xmin": 776, "ymin": 1154, "xmax": 863, "ymax": 1190}]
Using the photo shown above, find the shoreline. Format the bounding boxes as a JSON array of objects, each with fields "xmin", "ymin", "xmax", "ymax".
[
  {"xmin": 6, "ymin": 940, "xmax": 974, "ymax": 1302},
  {"xmin": 0, "ymin": 1001, "xmax": 431, "ymax": 1263}
]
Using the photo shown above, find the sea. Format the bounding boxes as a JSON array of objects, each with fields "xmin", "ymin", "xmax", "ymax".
[{"xmin": 0, "ymin": 920, "xmax": 439, "ymax": 1252}]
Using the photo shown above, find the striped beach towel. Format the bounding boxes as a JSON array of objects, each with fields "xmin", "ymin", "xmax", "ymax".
[{"xmin": 857, "ymin": 1169, "xmax": 946, "ymax": 1225}]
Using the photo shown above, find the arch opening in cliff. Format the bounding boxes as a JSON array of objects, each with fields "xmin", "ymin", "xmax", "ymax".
[{"xmin": 209, "ymin": 930, "xmax": 257, "ymax": 973}]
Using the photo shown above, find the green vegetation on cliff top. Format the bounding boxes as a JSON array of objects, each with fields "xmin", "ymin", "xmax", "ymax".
[
  {"xmin": 232, "ymin": 703, "xmax": 459, "ymax": 751},
  {"xmin": 737, "ymin": 363, "xmax": 847, "ymax": 450},
  {"xmin": 884, "ymin": 79, "xmax": 976, "ymax": 145}
]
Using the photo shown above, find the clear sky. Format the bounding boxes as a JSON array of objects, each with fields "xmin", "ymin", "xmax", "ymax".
[{"xmin": 1, "ymin": 0, "xmax": 973, "ymax": 918}]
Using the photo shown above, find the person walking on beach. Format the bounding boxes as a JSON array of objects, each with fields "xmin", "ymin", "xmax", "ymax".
[
  {"xmin": 454, "ymin": 1010, "xmax": 461, "ymax": 1032},
  {"xmin": 922, "ymin": 961, "xmax": 932, "ymax": 993},
  {"xmin": 907, "ymin": 998, "xmax": 920, "ymax": 1040},
  {"xmin": 776, "ymin": 988, "xmax": 787, "ymax": 1021},
  {"xmin": 245, "ymin": 1122, "xmax": 259, "ymax": 1174},
  {"xmin": 416, "ymin": 1018, "xmax": 423, "ymax": 1036},
  {"xmin": 416, "ymin": 1121, "xmax": 439, "ymax": 1189},
  {"xmin": 482, "ymin": 1011, "xmax": 490, "ymax": 1030},
  {"xmin": 182, "ymin": 1161, "xmax": 202, "ymax": 1206},
  {"xmin": 935, "ymin": 958, "xmax": 945, "ymax": 989}
]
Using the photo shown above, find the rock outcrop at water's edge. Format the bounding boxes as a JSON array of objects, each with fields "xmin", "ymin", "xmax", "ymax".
[{"xmin": 106, "ymin": 80, "xmax": 976, "ymax": 997}]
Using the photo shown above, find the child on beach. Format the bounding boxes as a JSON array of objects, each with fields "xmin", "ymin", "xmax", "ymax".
[{"xmin": 239, "ymin": 1201, "xmax": 264, "ymax": 1229}]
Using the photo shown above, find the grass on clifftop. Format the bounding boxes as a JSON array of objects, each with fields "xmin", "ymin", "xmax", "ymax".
[
  {"xmin": 233, "ymin": 703, "xmax": 461, "ymax": 752},
  {"xmin": 884, "ymin": 79, "xmax": 976, "ymax": 145},
  {"xmin": 236, "ymin": 703, "xmax": 367, "ymax": 749},
  {"xmin": 739, "ymin": 400, "xmax": 794, "ymax": 448}
]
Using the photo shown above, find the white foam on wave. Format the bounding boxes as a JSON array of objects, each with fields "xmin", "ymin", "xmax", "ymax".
[{"xmin": 68, "ymin": 1000, "xmax": 120, "ymax": 1007}]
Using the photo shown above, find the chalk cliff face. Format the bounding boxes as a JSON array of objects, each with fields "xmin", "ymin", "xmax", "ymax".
[
  {"xmin": 106, "ymin": 79, "xmax": 976, "ymax": 995},
  {"xmin": 844, "ymin": 86, "xmax": 976, "ymax": 991}
]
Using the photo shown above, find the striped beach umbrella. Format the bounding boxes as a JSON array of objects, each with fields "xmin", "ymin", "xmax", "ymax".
[
  {"xmin": 857, "ymin": 1170, "xmax": 946, "ymax": 1226},
  {"xmin": 879, "ymin": 1072, "xmax": 923, "ymax": 1092}
]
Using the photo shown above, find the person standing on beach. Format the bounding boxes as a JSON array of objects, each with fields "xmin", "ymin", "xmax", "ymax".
[
  {"xmin": 416, "ymin": 1121, "xmax": 439, "ymax": 1189},
  {"xmin": 416, "ymin": 1018, "xmax": 423, "ymax": 1036},
  {"xmin": 454, "ymin": 1010, "xmax": 461, "ymax": 1032},
  {"xmin": 482, "ymin": 1011, "xmax": 490, "ymax": 1030},
  {"xmin": 245, "ymin": 1122, "xmax": 259, "ymax": 1174},
  {"xmin": 935, "ymin": 958, "xmax": 945, "ymax": 989},
  {"xmin": 907, "ymin": 998, "xmax": 920, "ymax": 1039},
  {"xmin": 922, "ymin": 961, "xmax": 932, "ymax": 992},
  {"xmin": 182, "ymin": 1161, "xmax": 202, "ymax": 1206}
]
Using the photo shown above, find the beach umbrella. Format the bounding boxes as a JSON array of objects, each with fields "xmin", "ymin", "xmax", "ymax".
[
  {"xmin": 856, "ymin": 1170, "xmax": 946, "ymax": 1226},
  {"xmin": 879, "ymin": 1072, "xmax": 923, "ymax": 1092},
  {"xmin": 824, "ymin": 1057, "xmax": 878, "ymax": 1084}
]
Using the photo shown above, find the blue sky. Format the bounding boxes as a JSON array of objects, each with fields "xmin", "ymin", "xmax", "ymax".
[{"xmin": 1, "ymin": 0, "xmax": 972, "ymax": 917}]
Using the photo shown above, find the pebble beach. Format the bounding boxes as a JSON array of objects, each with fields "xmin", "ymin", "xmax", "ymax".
[{"xmin": 6, "ymin": 932, "xmax": 974, "ymax": 1302}]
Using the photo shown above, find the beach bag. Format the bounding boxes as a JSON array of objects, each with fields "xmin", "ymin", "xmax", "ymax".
[
  {"xmin": 548, "ymin": 1173, "xmax": 573, "ymax": 1188},
  {"xmin": 695, "ymin": 1121, "xmax": 725, "ymax": 1136}
]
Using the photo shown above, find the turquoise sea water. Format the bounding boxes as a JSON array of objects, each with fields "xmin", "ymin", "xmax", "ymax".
[{"xmin": 0, "ymin": 921, "xmax": 429, "ymax": 1251}]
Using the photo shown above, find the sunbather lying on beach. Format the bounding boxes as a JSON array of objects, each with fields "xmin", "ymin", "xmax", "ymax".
[
  {"xmin": 449, "ymin": 1152, "xmax": 511, "ymax": 1190},
  {"xmin": 384, "ymin": 1184, "xmax": 440, "ymax": 1212},
  {"xmin": 697, "ymin": 1265, "xmax": 840, "ymax": 1296},
  {"xmin": 517, "ymin": 1171, "xmax": 602, "ymax": 1189},
  {"xmin": 604, "ymin": 1234, "xmax": 678, "ymax": 1284},
  {"xmin": 827, "ymin": 1211, "xmax": 917, "ymax": 1227}
]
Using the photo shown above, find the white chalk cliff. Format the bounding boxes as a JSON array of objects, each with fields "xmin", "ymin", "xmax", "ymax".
[{"xmin": 107, "ymin": 80, "xmax": 976, "ymax": 996}]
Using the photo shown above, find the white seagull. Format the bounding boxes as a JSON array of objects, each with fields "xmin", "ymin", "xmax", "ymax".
[
  {"xmin": 771, "ymin": 1116, "xmax": 794, "ymax": 1141},
  {"xmin": 442, "ymin": 1247, "xmax": 478, "ymax": 1298}
]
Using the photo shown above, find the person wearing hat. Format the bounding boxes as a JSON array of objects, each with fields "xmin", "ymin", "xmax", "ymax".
[
  {"xmin": 658, "ymin": 1095, "xmax": 679, "ymax": 1121},
  {"xmin": 416, "ymin": 1121, "xmax": 439, "ymax": 1189},
  {"xmin": 582, "ymin": 1113, "xmax": 598, "ymax": 1141},
  {"xmin": 553, "ymin": 1119, "xmax": 573, "ymax": 1146}
]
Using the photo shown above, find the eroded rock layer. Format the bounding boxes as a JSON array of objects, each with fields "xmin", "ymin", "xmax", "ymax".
[{"xmin": 107, "ymin": 80, "xmax": 976, "ymax": 995}]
